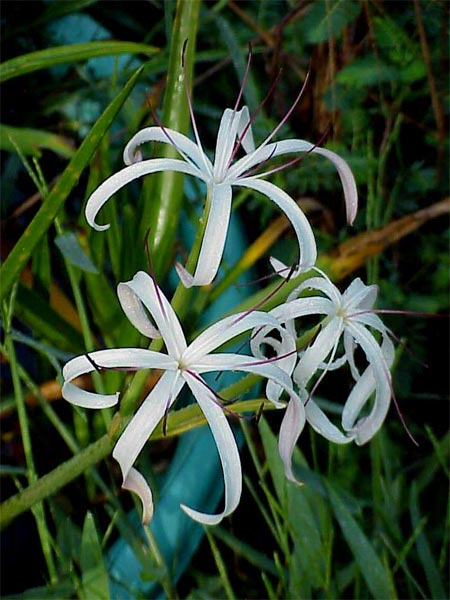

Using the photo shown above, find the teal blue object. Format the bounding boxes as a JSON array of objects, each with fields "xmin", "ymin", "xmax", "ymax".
[{"xmin": 107, "ymin": 212, "xmax": 252, "ymax": 598}]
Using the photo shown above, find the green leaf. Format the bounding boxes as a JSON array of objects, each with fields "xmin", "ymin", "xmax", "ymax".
[
  {"xmin": 0, "ymin": 65, "xmax": 144, "ymax": 302},
  {"xmin": 0, "ymin": 41, "xmax": 157, "ymax": 82},
  {"xmin": 327, "ymin": 484, "xmax": 393, "ymax": 599},
  {"xmin": 79, "ymin": 512, "xmax": 110, "ymax": 600},
  {"xmin": 337, "ymin": 56, "xmax": 398, "ymax": 87},
  {"xmin": 55, "ymin": 232, "xmax": 98, "ymax": 273},
  {"xmin": 0, "ymin": 125, "xmax": 75, "ymax": 159},
  {"xmin": 303, "ymin": 0, "xmax": 361, "ymax": 44},
  {"xmin": 14, "ymin": 283, "xmax": 85, "ymax": 354},
  {"xmin": 410, "ymin": 483, "xmax": 447, "ymax": 600}
]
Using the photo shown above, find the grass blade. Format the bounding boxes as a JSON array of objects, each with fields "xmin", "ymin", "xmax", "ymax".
[
  {"xmin": 327, "ymin": 484, "xmax": 394, "ymax": 599},
  {"xmin": 0, "ymin": 65, "xmax": 144, "ymax": 302},
  {"xmin": 0, "ymin": 41, "xmax": 157, "ymax": 82}
]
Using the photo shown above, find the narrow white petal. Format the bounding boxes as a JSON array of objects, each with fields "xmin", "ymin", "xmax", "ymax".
[
  {"xmin": 62, "ymin": 382, "xmax": 119, "ymax": 409},
  {"xmin": 85, "ymin": 159, "xmax": 202, "ymax": 231},
  {"xmin": 184, "ymin": 310, "xmax": 281, "ymax": 365},
  {"xmin": 237, "ymin": 107, "xmax": 255, "ymax": 153},
  {"xmin": 62, "ymin": 349, "xmax": 176, "ymax": 408},
  {"xmin": 113, "ymin": 371, "xmax": 184, "ymax": 487},
  {"xmin": 118, "ymin": 271, "xmax": 187, "ymax": 358},
  {"xmin": 175, "ymin": 184, "xmax": 232, "ymax": 287},
  {"xmin": 251, "ymin": 140, "xmax": 358, "ymax": 225},
  {"xmin": 292, "ymin": 275, "xmax": 341, "ymax": 305},
  {"xmin": 305, "ymin": 400, "xmax": 354, "ymax": 444},
  {"xmin": 278, "ymin": 395, "xmax": 306, "ymax": 483},
  {"xmin": 122, "ymin": 127, "xmax": 213, "ymax": 174},
  {"xmin": 236, "ymin": 178, "xmax": 317, "ymax": 273},
  {"xmin": 343, "ymin": 323, "xmax": 392, "ymax": 444},
  {"xmin": 122, "ymin": 466, "xmax": 154, "ymax": 525},
  {"xmin": 270, "ymin": 296, "xmax": 332, "ymax": 324},
  {"xmin": 294, "ymin": 319, "xmax": 344, "ymax": 388},
  {"xmin": 214, "ymin": 109, "xmax": 243, "ymax": 181},
  {"xmin": 181, "ymin": 373, "xmax": 242, "ymax": 525},
  {"xmin": 193, "ymin": 352, "xmax": 298, "ymax": 407}
]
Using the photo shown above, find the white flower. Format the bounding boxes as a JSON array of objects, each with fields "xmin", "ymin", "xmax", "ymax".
[
  {"xmin": 62, "ymin": 271, "xmax": 297, "ymax": 525},
  {"xmin": 84, "ymin": 102, "xmax": 358, "ymax": 287},
  {"xmin": 252, "ymin": 275, "xmax": 395, "ymax": 479}
]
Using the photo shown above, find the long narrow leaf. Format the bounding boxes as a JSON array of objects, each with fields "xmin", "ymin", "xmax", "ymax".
[
  {"xmin": 0, "ymin": 41, "xmax": 157, "ymax": 82},
  {"xmin": 0, "ymin": 66, "xmax": 144, "ymax": 302},
  {"xmin": 327, "ymin": 484, "xmax": 393, "ymax": 599}
]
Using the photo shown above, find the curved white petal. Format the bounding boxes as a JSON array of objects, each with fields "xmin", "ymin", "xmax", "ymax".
[
  {"xmin": 122, "ymin": 466, "xmax": 154, "ymax": 525},
  {"xmin": 181, "ymin": 373, "xmax": 242, "ymax": 525},
  {"xmin": 294, "ymin": 318, "xmax": 344, "ymax": 388},
  {"xmin": 342, "ymin": 322, "xmax": 392, "ymax": 444},
  {"xmin": 214, "ymin": 108, "xmax": 250, "ymax": 181},
  {"xmin": 62, "ymin": 349, "xmax": 176, "ymax": 408},
  {"xmin": 249, "ymin": 140, "xmax": 358, "ymax": 225},
  {"xmin": 193, "ymin": 352, "xmax": 298, "ymax": 407},
  {"xmin": 85, "ymin": 159, "xmax": 203, "ymax": 231},
  {"xmin": 236, "ymin": 106, "xmax": 255, "ymax": 154},
  {"xmin": 119, "ymin": 271, "xmax": 187, "ymax": 358},
  {"xmin": 122, "ymin": 127, "xmax": 213, "ymax": 174},
  {"xmin": 175, "ymin": 184, "xmax": 232, "ymax": 287},
  {"xmin": 278, "ymin": 395, "xmax": 306, "ymax": 483},
  {"xmin": 250, "ymin": 324, "xmax": 297, "ymax": 405},
  {"xmin": 113, "ymin": 371, "xmax": 184, "ymax": 492},
  {"xmin": 270, "ymin": 296, "xmax": 332, "ymax": 324},
  {"xmin": 184, "ymin": 310, "xmax": 281, "ymax": 365},
  {"xmin": 236, "ymin": 178, "xmax": 317, "ymax": 273},
  {"xmin": 343, "ymin": 278, "xmax": 377, "ymax": 311},
  {"xmin": 293, "ymin": 275, "xmax": 342, "ymax": 305},
  {"xmin": 305, "ymin": 400, "xmax": 354, "ymax": 444}
]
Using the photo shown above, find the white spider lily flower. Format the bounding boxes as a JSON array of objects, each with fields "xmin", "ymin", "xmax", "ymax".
[
  {"xmin": 252, "ymin": 275, "xmax": 395, "ymax": 478},
  {"xmin": 85, "ymin": 103, "xmax": 357, "ymax": 287},
  {"xmin": 62, "ymin": 271, "xmax": 297, "ymax": 526}
]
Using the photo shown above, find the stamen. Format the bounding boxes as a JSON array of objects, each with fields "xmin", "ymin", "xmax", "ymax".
[
  {"xmin": 86, "ymin": 353, "xmax": 102, "ymax": 371},
  {"xmin": 227, "ymin": 69, "xmax": 283, "ymax": 169},
  {"xmin": 232, "ymin": 41, "xmax": 253, "ymax": 114},
  {"xmin": 186, "ymin": 370, "xmax": 244, "ymax": 418},
  {"xmin": 180, "ymin": 39, "xmax": 211, "ymax": 176},
  {"xmin": 162, "ymin": 393, "xmax": 172, "ymax": 436},
  {"xmin": 304, "ymin": 335, "xmax": 341, "ymax": 406},
  {"xmin": 254, "ymin": 402, "xmax": 265, "ymax": 424},
  {"xmin": 144, "ymin": 228, "xmax": 167, "ymax": 321},
  {"xmin": 248, "ymin": 129, "xmax": 329, "ymax": 179}
]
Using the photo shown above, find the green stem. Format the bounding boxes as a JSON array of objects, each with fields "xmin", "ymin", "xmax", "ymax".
[
  {"xmin": 0, "ymin": 433, "xmax": 114, "ymax": 531},
  {"xmin": 4, "ymin": 330, "xmax": 57, "ymax": 580}
]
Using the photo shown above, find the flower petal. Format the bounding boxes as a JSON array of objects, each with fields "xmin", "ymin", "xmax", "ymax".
[
  {"xmin": 342, "ymin": 322, "xmax": 393, "ymax": 444},
  {"xmin": 193, "ymin": 352, "xmax": 298, "ymax": 407},
  {"xmin": 122, "ymin": 126, "xmax": 213, "ymax": 174},
  {"xmin": 62, "ymin": 348, "xmax": 176, "ymax": 408},
  {"xmin": 236, "ymin": 178, "xmax": 317, "ymax": 274},
  {"xmin": 293, "ymin": 318, "xmax": 344, "ymax": 388},
  {"xmin": 122, "ymin": 466, "xmax": 154, "ymax": 525},
  {"xmin": 278, "ymin": 395, "xmax": 306, "ymax": 483},
  {"xmin": 113, "ymin": 371, "xmax": 184, "ymax": 497},
  {"xmin": 305, "ymin": 400, "xmax": 354, "ymax": 444},
  {"xmin": 118, "ymin": 271, "xmax": 187, "ymax": 358},
  {"xmin": 85, "ymin": 159, "xmax": 202, "ymax": 231},
  {"xmin": 250, "ymin": 140, "xmax": 358, "ymax": 225},
  {"xmin": 175, "ymin": 184, "xmax": 232, "ymax": 287},
  {"xmin": 184, "ymin": 310, "xmax": 281, "ymax": 365},
  {"xmin": 181, "ymin": 372, "xmax": 242, "ymax": 525},
  {"xmin": 214, "ymin": 108, "xmax": 250, "ymax": 181}
]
